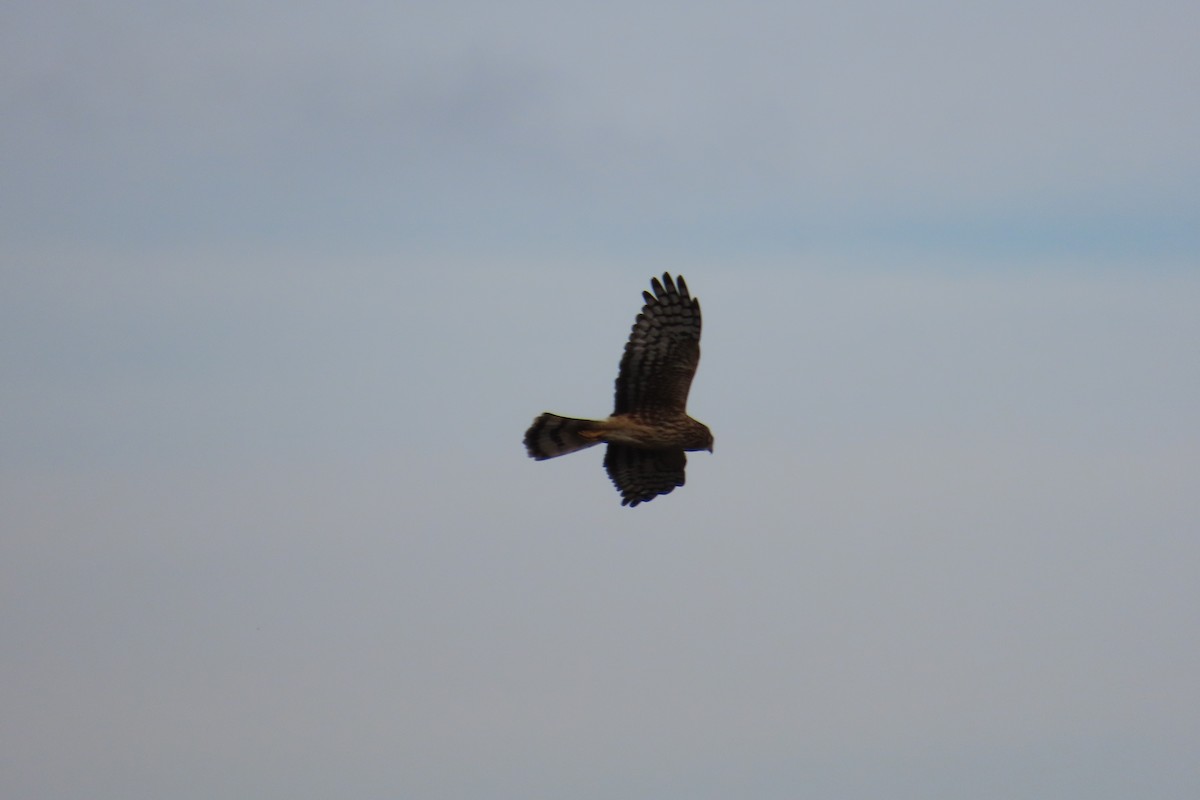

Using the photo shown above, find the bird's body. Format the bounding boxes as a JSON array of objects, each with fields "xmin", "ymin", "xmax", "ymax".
[{"xmin": 524, "ymin": 273, "xmax": 712, "ymax": 506}]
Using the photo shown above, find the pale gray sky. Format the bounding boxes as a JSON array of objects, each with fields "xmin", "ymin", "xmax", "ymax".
[{"xmin": 3, "ymin": 2, "xmax": 1199, "ymax": 798}]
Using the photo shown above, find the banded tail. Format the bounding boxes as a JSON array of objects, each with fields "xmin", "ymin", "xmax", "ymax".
[{"xmin": 524, "ymin": 413, "xmax": 605, "ymax": 460}]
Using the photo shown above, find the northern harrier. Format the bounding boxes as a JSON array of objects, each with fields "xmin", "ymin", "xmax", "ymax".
[{"xmin": 524, "ymin": 273, "xmax": 713, "ymax": 506}]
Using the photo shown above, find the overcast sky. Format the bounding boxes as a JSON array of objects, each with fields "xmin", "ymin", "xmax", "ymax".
[{"xmin": 3, "ymin": 2, "xmax": 1199, "ymax": 798}]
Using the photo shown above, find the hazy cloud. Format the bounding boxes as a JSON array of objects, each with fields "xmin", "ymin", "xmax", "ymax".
[{"xmin": 4, "ymin": 1, "xmax": 1197, "ymax": 249}]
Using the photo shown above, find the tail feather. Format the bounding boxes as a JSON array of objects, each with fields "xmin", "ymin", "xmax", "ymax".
[{"xmin": 524, "ymin": 413, "xmax": 605, "ymax": 460}]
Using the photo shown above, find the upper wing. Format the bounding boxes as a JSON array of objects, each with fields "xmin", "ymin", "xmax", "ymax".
[
  {"xmin": 604, "ymin": 444, "xmax": 687, "ymax": 507},
  {"xmin": 613, "ymin": 273, "xmax": 702, "ymax": 415}
]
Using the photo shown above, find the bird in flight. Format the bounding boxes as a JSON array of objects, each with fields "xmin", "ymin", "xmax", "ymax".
[{"xmin": 524, "ymin": 273, "xmax": 713, "ymax": 506}]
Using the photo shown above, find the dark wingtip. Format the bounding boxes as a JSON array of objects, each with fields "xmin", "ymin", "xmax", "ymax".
[{"xmin": 655, "ymin": 272, "xmax": 693, "ymax": 303}]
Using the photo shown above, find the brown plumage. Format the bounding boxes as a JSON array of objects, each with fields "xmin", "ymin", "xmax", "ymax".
[{"xmin": 524, "ymin": 273, "xmax": 713, "ymax": 506}]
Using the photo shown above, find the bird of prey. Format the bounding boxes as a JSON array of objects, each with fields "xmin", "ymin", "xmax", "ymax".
[{"xmin": 524, "ymin": 273, "xmax": 713, "ymax": 506}]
